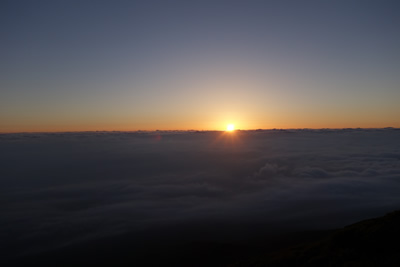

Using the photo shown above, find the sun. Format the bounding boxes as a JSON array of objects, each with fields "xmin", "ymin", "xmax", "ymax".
[{"xmin": 226, "ymin": 124, "xmax": 235, "ymax": 132}]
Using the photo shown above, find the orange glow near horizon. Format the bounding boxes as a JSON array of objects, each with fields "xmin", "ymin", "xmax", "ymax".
[
  {"xmin": 1, "ymin": 115, "xmax": 400, "ymax": 133},
  {"xmin": 1, "ymin": 123, "xmax": 400, "ymax": 133}
]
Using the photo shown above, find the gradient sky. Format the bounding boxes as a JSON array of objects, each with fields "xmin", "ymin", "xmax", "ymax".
[{"xmin": 1, "ymin": 0, "xmax": 399, "ymax": 132}]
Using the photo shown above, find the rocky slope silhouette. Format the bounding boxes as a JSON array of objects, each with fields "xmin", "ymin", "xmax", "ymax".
[
  {"xmin": 235, "ymin": 210, "xmax": 400, "ymax": 266},
  {"xmin": 8, "ymin": 210, "xmax": 400, "ymax": 266}
]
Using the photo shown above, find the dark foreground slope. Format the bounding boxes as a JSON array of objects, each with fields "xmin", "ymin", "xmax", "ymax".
[
  {"xmin": 236, "ymin": 210, "xmax": 400, "ymax": 266},
  {"xmin": 7, "ymin": 210, "xmax": 400, "ymax": 266}
]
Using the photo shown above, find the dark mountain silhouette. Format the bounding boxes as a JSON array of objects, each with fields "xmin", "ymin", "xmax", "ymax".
[
  {"xmin": 234, "ymin": 210, "xmax": 400, "ymax": 266},
  {"xmin": 7, "ymin": 210, "xmax": 400, "ymax": 266}
]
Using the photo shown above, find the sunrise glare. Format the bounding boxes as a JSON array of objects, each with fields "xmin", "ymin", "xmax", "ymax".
[{"xmin": 226, "ymin": 124, "xmax": 235, "ymax": 132}]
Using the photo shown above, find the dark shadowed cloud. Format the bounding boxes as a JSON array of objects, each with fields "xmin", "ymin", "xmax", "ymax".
[{"xmin": 1, "ymin": 129, "xmax": 400, "ymax": 260}]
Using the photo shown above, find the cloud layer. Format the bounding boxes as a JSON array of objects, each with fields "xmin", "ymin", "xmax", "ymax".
[{"xmin": 1, "ymin": 129, "xmax": 400, "ymax": 259}]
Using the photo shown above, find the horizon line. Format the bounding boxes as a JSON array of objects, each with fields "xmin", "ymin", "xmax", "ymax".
[{"xmin": 1, "ymin": 127, "xmax": 398, "ymax": 135}]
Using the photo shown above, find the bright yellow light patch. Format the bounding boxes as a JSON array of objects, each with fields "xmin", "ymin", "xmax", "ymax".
[{"xmin": 226, "ymin": 124, "xmax": 235, "ymax": 131}]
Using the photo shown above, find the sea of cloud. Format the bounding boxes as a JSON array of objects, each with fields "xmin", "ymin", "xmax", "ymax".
[{"xmin": 1, "ymin": 129, "xmax": 400, "ymax": 259}]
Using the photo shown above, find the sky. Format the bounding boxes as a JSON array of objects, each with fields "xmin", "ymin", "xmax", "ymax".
[
  {"xmin": 2, "ymin": 129, "xmax": 400, "ymax": 262},
  {"xmin": 1, "ymin": 0, "xmax": 399, "ymax": 132}
]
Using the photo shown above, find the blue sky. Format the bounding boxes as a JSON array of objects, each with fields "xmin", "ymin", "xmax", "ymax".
[{"xmin": 1, "ymin": 0, "xmax": 399, "ymax": 131}]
